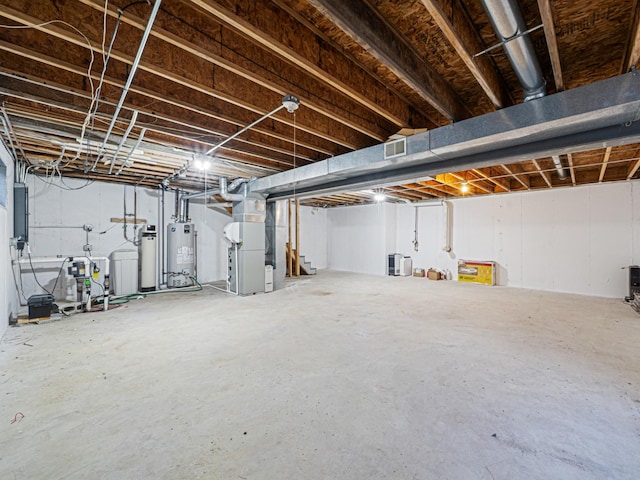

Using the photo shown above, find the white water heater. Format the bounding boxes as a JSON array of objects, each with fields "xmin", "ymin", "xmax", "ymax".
[{"xmin": 167, "ymin": 222, "xmax": 195, "ymax": 287}]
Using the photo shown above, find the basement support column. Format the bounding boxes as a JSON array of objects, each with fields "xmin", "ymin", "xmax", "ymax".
[
  {"xmin": 288, "ymin": 199, "xmax": 293, "ymax": 277},
  {"xmin": 295, "ymin": 198, "xmax": 301, "ymax": 277}
]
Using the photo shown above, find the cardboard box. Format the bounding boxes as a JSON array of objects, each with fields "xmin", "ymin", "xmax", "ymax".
[
  {"xmin": 427, "ymin": 268, "xmax": 441, "ymax": 280},
  {"xmin": 413, "ymin": 268, "xmax": 425, "ymax": 277},
  {"xmin": 457, "ymin": 260, "xmax": 496, "ymax": 285}
]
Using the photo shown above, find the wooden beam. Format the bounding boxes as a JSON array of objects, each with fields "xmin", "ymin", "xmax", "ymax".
[
  {"xmin": 420, "ymin": 0, "xmax": 508, "ymax": 108},
  {"xmin": 435, "ymin": 173, "xmax": 475, "ymax": 194},
  {"xmin": 0, "ymin": 65, "xmax": 334, "ymax": 162},
  {"xmin": 78, "ymin": 0, "xmax": 389, "ymax": 143},
  {"xmin": 0, "ymin": 5, "xmax": 366, "ymax": 151},
  {"xmin": 627, "ymin": 158, "xmax": 640, "ymax": 179},
  {"xmin": 450, "ymin": 171, "xmax": 493, "ymax": 194},
  {"xmin": 0, "ymin": 79, "xmax": 297, "ymax": 172},
  {"xmin": 189, "ymin": 0, "xmax": 422, "ymax": 127},
  {"xmin": 305, "ymin": 0, "xmax": 470, "ymax": 121},
  {"xmin": 567, "ymin": 153, "xmax": 577, "ymax": 186},
  {"xmin": 501, "ymin": 164, "xmax": 530, "ymax": 189},
  {"xmin": 598, "ymin": 147, "xmax": 612, "ymax": 182},
  {"xmin": 537, "ymin": 0, "xmax": 564, "ymax": 91},
  {"xmin": 531, "ymin": 159, "xmax": 552, "ymax": 188},
  {"xmin": 295, "ymin": 198, "xmax": 301, "ymax": 277},
  {"xmin": 288, "ymin": 199, "xmax": 293, "ymax": 278},
  {"xmin": 622, "ymin": 0, "xmax": 640, "ymax": 72},
  {"xmin": 471, "ymin": 168, "xmax": 510, "ymax": 192}
]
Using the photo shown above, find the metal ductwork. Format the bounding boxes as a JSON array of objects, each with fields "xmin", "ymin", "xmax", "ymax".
[
  {"xmin": 219, "ymin": 177, "xmax": 247, "ymax": 202},
  {"xmin": 551, "ymin": 155, "xmax": 566, "ymax": 179},
  {"xmin": 479, "ymin": 0, "xmax": 546, "ymax": 102},
  {"xmin": 250, "ymin": 73, "xmax": 640, "ymax": 199}
]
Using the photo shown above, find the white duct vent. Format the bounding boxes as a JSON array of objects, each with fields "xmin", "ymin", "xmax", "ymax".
[{"xmin": 384, "ymin": 137, "xmax": 406, "ymax": 159}]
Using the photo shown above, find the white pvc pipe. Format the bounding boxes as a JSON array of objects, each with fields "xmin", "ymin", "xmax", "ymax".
[
  {"xmin": 406, "ymin": 199, "xmax": 452, "ymax": 253},
  {"xmin": 16, "ymin": 255, "xmax": 110, "ymax": 311}
]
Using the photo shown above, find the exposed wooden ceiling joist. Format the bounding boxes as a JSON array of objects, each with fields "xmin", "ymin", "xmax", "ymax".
[
  {"xmin": 306, "ymin": 0, "xmax": 470, "ymax": 121},
  {"xmin": 0, "ymin": 0, "xmax": 637, "ymax": 203},
  {"xmin": 537, "ymin": 0, "xmax": 564, "ymax": 92},
  {"xmin": 420, "ymin": 0, "xmax": 508, "ymax": 108}
]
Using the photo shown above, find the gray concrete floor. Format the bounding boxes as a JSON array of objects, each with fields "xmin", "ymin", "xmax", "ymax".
[{"xmin": 1, "ymin": 270, "xmax": 639, "ymax": 479}]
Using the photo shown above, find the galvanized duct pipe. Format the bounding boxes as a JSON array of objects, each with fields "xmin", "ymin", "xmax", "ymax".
[
  {"xmin": 219, "ymin": 177, "xmax": 246, "ymax": 202},
  {"xmin": 551, "ymin": 154, "xmax": 566, "ymax": 179},
  {"xmin": 479, "ymin": 0, "xmax": 546, "ymax": 101},
  {"xmin": 178, "ymin": 188, "xmax": 222, "ymax": 223}
]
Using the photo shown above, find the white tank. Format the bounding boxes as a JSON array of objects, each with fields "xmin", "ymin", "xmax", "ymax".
[
  {"xmin": 166, "ymin": 222, "xmax": 195, "ymax": 287},
  {"xmin": 139, "ymin": 225, "xmax": 157, "ymax": 292}
]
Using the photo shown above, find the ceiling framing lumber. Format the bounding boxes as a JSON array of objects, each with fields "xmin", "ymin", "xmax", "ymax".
[
  {"xmin": 500, "ymin": 164, "xmax": 530, "ymax": 189},
  {"xmin": 78, "ymin": 0, "xmax": 389, "ymax": 143},
  {"xmin": 622, "ymin": 0, "xmax": 640, "ymax": 72},
  {"xmin": 531, "ymin": 159, "xmax": 552, "ymax": 188},
  {"xmin": 567, "ymin": 153, "xmax": 577, "ymax": 186},
  {"xmin": 0, "ymin": 0, "xmax": 638, "ymax": 203},
  {"xmin": 599, "ymin": 147, "xmax": 612, "ymax": 182},
  {"xmin": 471, "ymin": 168, "xmax": 510, "ymax": 192},
  {"xmin": 188, "ymin": 0, "xmax": 421, "ymax": 128},
  {"xmin": 537, "ymin": 0, "xmax": 564, "ymax": 92},
  {"xmin": 306, "ymin": 0, "xmax": 470, "ymax": 121},
  {"xmin": 0, "ymin": 4, "xmax": 368, "ymax": 151},
  {"xmin": 627, "ymin": 158, "xmax": 640, "ymax": 179},
  {"xmin": 420, "ymin": 0, "xmax": 508, "ymax": 108}
]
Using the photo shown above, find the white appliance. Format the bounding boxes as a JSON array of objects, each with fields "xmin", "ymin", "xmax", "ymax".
[
  {"xmin": 265, "ymin": 265, "xmax": 273, "ymax": 293},
  {"xmin": 109, "ymin": 249, "xmax": 138, "ymax": 295},
  {"xmin": 166, "ymin": 222, "xmax": 195, "ymax": 288},
  {"xmin": 388, "ymin": 254, "xmax": 402, "ymax": 276},
  {"xmin": 139, "ymin": 225, "xmax": 157, "ymax": 292},
  {"xmin": 400, "ymin": 256, "xmax": 413, "ymax": 276}
]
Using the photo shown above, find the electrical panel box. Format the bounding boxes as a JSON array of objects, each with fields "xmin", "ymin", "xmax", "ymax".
[{"xmin": 13, "ymin": 183, "xmax": 28, "ymax": 250}]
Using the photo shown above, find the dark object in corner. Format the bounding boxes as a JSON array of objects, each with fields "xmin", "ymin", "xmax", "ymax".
[{"xmin": 27, "ymin": 294, "xmax": 54, "ymax": 319}]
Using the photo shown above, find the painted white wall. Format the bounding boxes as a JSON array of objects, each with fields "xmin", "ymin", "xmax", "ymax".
[
  {"xmin": 311, "ymin": 181, "xmax": 640, "ymax": 298},
  {"xmin": 299, "ymin": 206, "xmax": 328, "ymax": 269},
  {"xmin": 19, "ymin": 176, "xmax": 231, "ymax": 302},
  {"xmin": 0, "ymin": 142, "xmax": 16, "ymax": 338},
  {"xmin": 327, "ymin": 202, "xmax": 396, "ymax": 275},
  {"xmin": 399, "ymin": 182, "xmax": 640, "ymax": 297}
]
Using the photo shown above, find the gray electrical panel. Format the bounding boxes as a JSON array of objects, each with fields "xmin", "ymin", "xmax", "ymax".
[
  {"xmin": 228, "ymin": 222, "xmax": 265, "ymax": 295},
  {"xmin": 13, "ymin": 183, "xmax": 28, "ymax": 250}
]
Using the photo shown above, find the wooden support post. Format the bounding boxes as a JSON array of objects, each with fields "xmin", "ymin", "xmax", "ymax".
[
  {"xmin": 287, "ymin": 199, "xmax": 293, "ymax": 277},
  {"xmin": 295, "ymin": 198, "xmax": 301, "ymax": 277}
]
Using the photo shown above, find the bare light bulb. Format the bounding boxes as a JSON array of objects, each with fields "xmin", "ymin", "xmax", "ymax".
[
  {"xmin": 461, "ymin": 182, "xmax": 469, "ymax": 193},
  {"xmin": 374, "ymin": 193, "xmax": 386, "ymax": 202}
]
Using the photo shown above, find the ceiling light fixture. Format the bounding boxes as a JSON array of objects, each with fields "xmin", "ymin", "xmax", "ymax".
[
  {"xmin": 461, "ymin": 182, "xmax": 469, "ymax": 193},
  {"xmin": 193, "ymin": 159, "xmax": 210, "ymax": 171},
  {"xmin": 374, "ymin": 193, "xmax": 386, "ymax": 202}
]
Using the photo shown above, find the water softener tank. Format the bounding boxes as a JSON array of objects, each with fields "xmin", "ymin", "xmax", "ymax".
[
  {"xmin": 167, "ymin": 222, "xmax": 195, "ymax": 287},
  {"xmin": 139, "ymin": 225, "xmax": 157, "ymax": 292}
]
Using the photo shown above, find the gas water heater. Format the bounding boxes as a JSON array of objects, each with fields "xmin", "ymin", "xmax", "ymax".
[{"xmin": 167, "ymin": 222, "xmax": 195, "ymax": 287}]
